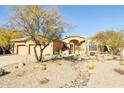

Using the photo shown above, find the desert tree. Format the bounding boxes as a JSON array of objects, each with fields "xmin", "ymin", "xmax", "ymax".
[
  {"xmin": 93, "ymin": 30, "xmax": 124, "ymax": 55},
  {"xmin": 10, "ymin": 6, "xmax": 66, "ymax": 62},
  {"xmin": 0, "ymin": 29, "xmax": 15, "ymax": 54}
]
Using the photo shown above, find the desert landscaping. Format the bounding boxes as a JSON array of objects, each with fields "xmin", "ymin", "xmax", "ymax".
[
  {"xmin": 0, "ymin": 55, "xmax": 124, "ymax": 88},
  {"xmin": 1, "ymin": 5, "xmax": 124, "ymax": 88}
]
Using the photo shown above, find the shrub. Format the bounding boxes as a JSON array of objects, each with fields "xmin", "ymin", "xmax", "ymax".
[
  {"xmin": 13, "ymin": 64, "xmax": 18, "ymax": 69},
  {"xmin": 119, "ymin": 61, "xmax": 124, "ymax": 65},
  {"xmin": 90, "ymin": 52, "xmax": 95, "ymax": 56},
  {"xmin": 40, "ymin": 64, "xmax": 46, "ymax": 71},
  {"xmin": 87, "ymin": 63, "xmax": 94, "ymax": 70}
]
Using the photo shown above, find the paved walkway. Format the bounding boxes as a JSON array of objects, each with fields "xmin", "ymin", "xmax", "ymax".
[
  {"xmin": 0, "ymin": 55, "xmax": 35, "ymax": 67},
  {"xmin": 87, "ymin": 60, "xmax": 124, "ymax": 88}
]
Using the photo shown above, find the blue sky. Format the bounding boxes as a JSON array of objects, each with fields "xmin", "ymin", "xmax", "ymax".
[{"xmin": 1, "ymin": 5, "xmax": 124, "ymax": 37}]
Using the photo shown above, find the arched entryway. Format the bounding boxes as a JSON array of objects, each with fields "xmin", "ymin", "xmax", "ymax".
[{"xmin": 69, "ymin": 39, "xmax": 79, "ymax": 54}]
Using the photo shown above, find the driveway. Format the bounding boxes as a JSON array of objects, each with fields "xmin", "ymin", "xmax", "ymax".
[
  {"xmin": 0, "ymin": 55, "xmax": 36, "ymax": 67},
  {"xmin": 87, "ymin": 60, "xmax": 124, "ymax": 88}
]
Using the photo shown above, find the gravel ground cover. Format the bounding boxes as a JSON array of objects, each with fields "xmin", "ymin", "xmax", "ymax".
[
  {"xmin": 86, "ymin": 60, "xmax": 124, "ymax": 88},
  {"xmin": 0, "ymin": 60, "xmax": 79, "ymax": 88},
  {"xmin": 0, "ymin": 58, "xmax": 94, "ymax": 88},
  {"xmin": 1, "ymin": 55, "xmax": 122, "ymax": 88}
]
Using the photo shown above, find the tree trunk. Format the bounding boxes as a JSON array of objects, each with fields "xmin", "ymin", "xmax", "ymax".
[
  {"xmin": 33, "ymin": 41, "xmax": 51, "ymax": 62},
  {"xmin": 39, "ymin": 48, "xmax": 43, "ymax": 63},
  {"xmin": 1, "ymin": 47, "xmax": 5, "ymax": 55},
  {"xmin": 34, "ymin": 44, "xmax": 44, "ymax": 62},
  {"xmin": 34, "ymin": 44, "xmax": 40, "ymax": 62}
]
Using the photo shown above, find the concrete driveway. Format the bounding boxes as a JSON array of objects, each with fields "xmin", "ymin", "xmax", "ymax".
[{"xmin": 0, "ymin": 55, "xmax": 36, "ymax": 67}]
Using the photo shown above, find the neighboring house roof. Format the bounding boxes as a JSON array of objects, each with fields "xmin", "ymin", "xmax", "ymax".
[
  {"xmin": 11, "ymin": 36, "xmax": 31, "ymax": 42},
  {"xmin": 11, "ymin": 35, "xmax": 46, "ymax": 42},
  {"xmin": 62, "ymin": 35, "xmax": 85, "ymax": 40}
]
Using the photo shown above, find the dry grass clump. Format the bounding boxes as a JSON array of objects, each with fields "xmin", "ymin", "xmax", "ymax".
[{"xmin": 114, "ymin": 68, "xmax": 124, "ymax": 75}]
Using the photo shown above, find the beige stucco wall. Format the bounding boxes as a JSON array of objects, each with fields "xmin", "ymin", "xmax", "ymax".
[
  {"xmin": 13, "ymin": 39, "xmax": 53, "ymax": 56},
  {"xmin": 79, "ymin": 42, "xmax": 86, "ymax": 56},
  {"xmin": 62, "ymin": 36, "xmax": 86, "ymax": 56},
  {"xmin": 43, "ymin": 42, "xmax": 53, "ymax": 56}
]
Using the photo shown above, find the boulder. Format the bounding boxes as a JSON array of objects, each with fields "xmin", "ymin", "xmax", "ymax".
[
  {"xmin": 38, "ymin": 77, "xmax": 49, "ymax": 84},
  {"xmin": 16, "ymin": 70, "xmax": 26, "ymax": 77},
  {"xmin": 114, "ymin": 68, "xmax": 124, "ymax": 75},
  {"xmin": 0, "ymin": 68, "xmax": 7, "ymax": 76}
]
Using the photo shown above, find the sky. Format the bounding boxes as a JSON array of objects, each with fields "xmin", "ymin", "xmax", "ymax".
[{"xmin": 1, "ymin": 5, "xmax": 124, "ymax": 37}]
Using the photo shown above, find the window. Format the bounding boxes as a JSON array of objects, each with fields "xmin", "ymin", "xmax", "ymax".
[{"xmin": 89, "ymin": 42, "xmax": 97, "ymax": 51}]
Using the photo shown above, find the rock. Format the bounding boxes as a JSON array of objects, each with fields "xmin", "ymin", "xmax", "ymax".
[
  {"xmin": 114, "ymin": 68, "xmax": 124, "ymax": 75},
  {"xmin": 60, "ymin": 61, "xmax": 91, "ymax": 88},
  {"xmin": 77, "ymin": 57, "xmax": 82, "ymax": 61},
  {"xmin": 0, "ymin": 68, "xmax": 7, "ymax": 76},
  {"xmin": 16, "ymin": 70, "xmax": 26, "ymax": 77},
  {"xmin": 38, "ymin": 77, "xmax": 49, "ymax": 84},
  {"xmin": 18, "ymin": 63, "xmax": 26, "ymax": 68}
]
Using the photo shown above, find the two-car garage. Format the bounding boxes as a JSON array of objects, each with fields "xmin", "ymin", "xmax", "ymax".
[
  {"xmin": 16, "ymin": 44, "xmax": 41, "ymax": 55},
  {"xmin": 12, "ymin": 37, "xmax": 41, "ymax": 55}
]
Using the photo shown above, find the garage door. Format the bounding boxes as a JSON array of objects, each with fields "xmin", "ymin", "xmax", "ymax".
[
  {"xmin": 29, "ymin": 45, "xmax": 40, "ymax": 56},
  {"xmin": 17, "ymin": 45, "xmax": 28, "ymax": 55}
]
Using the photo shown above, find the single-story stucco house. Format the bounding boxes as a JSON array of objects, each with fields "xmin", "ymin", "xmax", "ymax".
[
  {"xmin": 11, "ymin": 35, "xmax": 100, "ymax": 57},
  {"xmin": 11, "ymin": 36, "xmax": 67, "ymax": 56}
]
